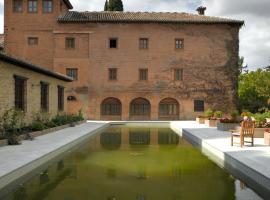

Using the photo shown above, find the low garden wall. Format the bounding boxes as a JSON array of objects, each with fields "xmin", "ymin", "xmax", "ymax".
[{"xmin": 0, "ymin": 120, "xmax": 86, "ymax": 147}]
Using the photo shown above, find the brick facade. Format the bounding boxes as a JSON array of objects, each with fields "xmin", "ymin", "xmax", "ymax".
[{"xmin": 4, "ymin": 0, "xmax": 243, "ymax": 120}]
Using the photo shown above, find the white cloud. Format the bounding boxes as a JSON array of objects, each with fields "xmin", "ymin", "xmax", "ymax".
[
  {"xmin": 203, "ymin": 0, "xmax": 270, "ymax": 70},
  {"xmin": 0, "ymin": 0, "xmax": 269, "ymax": 70}
]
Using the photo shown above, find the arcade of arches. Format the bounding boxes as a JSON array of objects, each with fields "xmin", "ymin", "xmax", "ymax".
[{"xmin": 100, "ymin": 97, "xmax": 180, "ymax": 120}]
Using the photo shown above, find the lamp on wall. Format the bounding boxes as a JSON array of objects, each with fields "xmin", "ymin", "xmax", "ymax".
[{"xmin": 67, "ymin": 96, "xmax": 77, "ymax": 101}]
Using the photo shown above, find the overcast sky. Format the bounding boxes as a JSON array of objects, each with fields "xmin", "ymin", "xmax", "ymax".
[{"xmin": 0, "ymin": 0, "xmax": 269, "ymax": 70}]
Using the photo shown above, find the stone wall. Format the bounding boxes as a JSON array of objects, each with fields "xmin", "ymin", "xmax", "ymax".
[{"xmin": 0, "ymin": 61, "xmax": 68, "ymax": 123}]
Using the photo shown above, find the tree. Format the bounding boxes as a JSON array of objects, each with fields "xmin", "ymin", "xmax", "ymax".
[
  {"xmin": 238, "ymin": 56, "xmax": 248, "ymax": 74},
  {"xmin": 238, "ymin": 68, "xmax": 270, "ymax": 113},
  {"xmin": 104, "ymin": 0, "xmax": 109, "ymax": 11},
  {"xmin": 107, "ymin": 0, "xmax": 124, "ymax": 11}
]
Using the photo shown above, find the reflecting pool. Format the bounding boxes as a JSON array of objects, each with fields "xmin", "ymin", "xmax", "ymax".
[{"xmin": 2, "ymin": 125, "xmax": 263, "ymax": 200}]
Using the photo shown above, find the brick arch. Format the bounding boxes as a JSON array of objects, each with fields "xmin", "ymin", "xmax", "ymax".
[
  {"xmin": 100, "ymin": 97, "xmax": 122, "ymax": 120},
  {"xmin": 159, "ymin": 98, "xmax": 179, "ymax": 120},
  {"xmin": 129, "ymin": 97, "xmax": 151, "ymax": 120}
]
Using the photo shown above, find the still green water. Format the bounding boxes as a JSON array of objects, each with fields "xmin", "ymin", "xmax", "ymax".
[{"xmin": 3, "ymin": 125, "xmax": 262, "ymax": 200}]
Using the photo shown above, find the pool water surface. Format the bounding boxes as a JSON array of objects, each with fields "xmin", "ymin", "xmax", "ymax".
[{"xmin": 2, "ymin": 125, "xmax": 263, "ymax": 200}]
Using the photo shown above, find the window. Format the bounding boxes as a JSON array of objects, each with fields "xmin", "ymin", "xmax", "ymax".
[
  {"xmin": 40, "ymin": 82, "xmax": 49, "ymax": 112},
  {"xmin": 174, "ymin": 69, "xmax": 183, "ymax": 81},
  {"xmin": 108, "ymin": 68, "xmax": 117, "ymax": 81},
  {"xmin": 58, "ymin": 86, "xmax": 64, "ymax": 111},
  {"xmin": 109, "ymin": 38, "xmax": 118, "ymax": 49},
  {"xmin": 13, "ymin": 0, "xmax": 23, "ymax": 12},
  {"xmin": 101, "ymin": 98, "xmax": 122, "ymax": 116},
  {"xmin": 28, "ymin": 37, "xmax": 39, "ymax": 45},
  {"xmin": 159, "ymin": 98, "xmax": 179, "ymax": 119},
  {"xmin": 130, "ymin": 98, "xmax": 150, "ymax": 116},
  {"xmin": 14, "ymin": 75, "xmax": 27, "ymax": 111},
  {"xmin": 65, "ymin": 38, "xmax": 75, "ymax": 49},
  {"xmin": 43, "ymin": 0, "xmax": 53, "ymax": 13},
  {"xmin": 139, "ymin": 38, "xmax": 149, "ymax": 49},
  {"xmin": 66, "ymin": 68, "xmax": 78, "ymax": 80},
  {"xmin": 175, "ymin": 39, "xmax": 184, "ymax": 49},
  {"xmin": 139, "ymin": 69, "xmax": 148, "ymax": 81},
  {"xmin": 28, "ymin": 0, "xmax": 37, "ymax": 12},
  {"xmin": 194, "ymin": 100, "xmax": 205, "ymax": 112}
]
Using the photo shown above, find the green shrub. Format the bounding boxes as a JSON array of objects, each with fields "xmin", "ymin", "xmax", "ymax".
[
  {"xmin": 204, "ymin": 109, "xmax": 214, "ymax": 118},
  {"xmin": 30, "ymin": 121, "xmax": 47, "ymax": 131},
  {"xmin": 45, "ymin": 121, "xmax": 57, "ymax": 128},
  {"xmin": 230, "ymin": 110, "xmax": 240, "ymax": 119},
  {"xmin": 33, "ymin": 112, "xmax": 51, "ymax": 124},
  {"xmin": 0, "ymin": 108, "xmax": 25, "ymax": 137},
  {"xmin": 214, "ymin": 111, "xmax": 223, "ymax": 118},
  {"xmin": 252, "ymin": 112, "xmax": 270, "ymax": 123}
]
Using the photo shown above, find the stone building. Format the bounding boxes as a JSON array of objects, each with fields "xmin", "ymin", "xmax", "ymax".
[
  {"xmin": 0, "ymin": 53, "xmax": 72, "ymax": 123},
  {"xmin": 4, "ymin": 0, "xmax": 244, "ymax": 120}
]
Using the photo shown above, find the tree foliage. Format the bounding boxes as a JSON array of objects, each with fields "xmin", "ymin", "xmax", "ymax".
[
  {"xmin": 238, "ymin": 56, "xmax": 248, "ymax": 74},
  {"xmin": 238, "ymin": 68, "xmax": 270, "ymax": 113},
  {"xmin": 104, "ymin": 0, "xmax": 109, "ymax": 11},
  {"xmin": 104, "ymin": 0, "xmax": 124, "ymax": 11}
]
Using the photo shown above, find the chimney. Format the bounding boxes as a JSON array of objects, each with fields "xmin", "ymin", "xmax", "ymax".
[{"xmin": 196, "ymin": 6, "xmax": 207, "ymax": 15}]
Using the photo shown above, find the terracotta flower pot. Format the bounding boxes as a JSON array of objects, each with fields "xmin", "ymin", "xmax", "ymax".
[
  {"xmin": 196, "ymin": 117, "xmax": 206, "ymax": 124},
  {"xmin": 264, "ymin": 132, "xmax": 270, "ymax": 146},
  {"xmin": 205, "ymin": 119, "xmax": 219, "ymax": 127}
]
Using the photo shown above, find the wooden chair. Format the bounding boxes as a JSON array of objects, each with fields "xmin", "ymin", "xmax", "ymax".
[{"xmin": 230, "ymin": 121, "xmax": 255, "ymax": 148}]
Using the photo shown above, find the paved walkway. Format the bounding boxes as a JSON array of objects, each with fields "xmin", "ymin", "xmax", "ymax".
[{"xmin": 170, "ymin": 121, "xmax": 270, "ymax": 198}]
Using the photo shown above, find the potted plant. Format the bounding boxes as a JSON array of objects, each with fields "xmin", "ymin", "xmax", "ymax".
[
  {"xmin": 217, "ymin": 110, "xmax": 241, "ymax": 131},
  {"xmin": 253, "ymin": 113, "xmax": 270, "ymax": 138},
  {"xmin": 204, "ymin": 109, "xmax": 220, "ymax": 127},
  {"xmin": 196, "ymin": 115, "xmax": 207, "ymax": 124},
  {"xmin": 217, "ymin": 118, "xmax": 240, "ymax": 131},
  {"xmin": 264, "ymin": 128, "xmax": 270, "ymax": 146}
]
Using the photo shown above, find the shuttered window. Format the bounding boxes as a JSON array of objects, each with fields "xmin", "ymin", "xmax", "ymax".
[
  {"xmin": 58, "ymin": 86, "xmax": 64, "ymax": 111},
  {"xmin": 65, "ymin": 38, "xmax": 75, "ymax": 49},
  {"xmin": 175, "ymin": 39, "xmax": 184, "ymax": 49},
  {"xmin": 28, "ymin": 37, "xmax": 39, "ymax": 45},
  {"xmin": 66, "ymin": 68, "xmax": 78, "ymax": 80},
  {"xmin": 13, "ymin": 0, "xmax": 23, "ymax": 12},
  {"xmin": 14, "ymin": 75, "xmax": 27, "ymax": 111},
  {"xmin": 139, "ymin": 69, "xmax": 148, "ymax": 81},
  {"xmin": 43, "ymin": 0, "xmax": 53, "ymax": 13},
  {"xmin": 194, "ymin": 100, "xmax": 205, "ymax": 112},
  {"xmin": 40, "ymin": 82, "xmax": 49, "ymax": 112},
  {"xmin": 28, "ymin": 0, "xmax": 38, "ymax": 12},
  {"xmin": 174, "ymin": 69, "xmax": 183, "ymax": 81},
  {"xmin": 139, "ymin": 38, "xmax": 149, "ymax": 49},
  {"xmin": 109, "ymin": 68, "xmax": 117, "ymax": 80}
]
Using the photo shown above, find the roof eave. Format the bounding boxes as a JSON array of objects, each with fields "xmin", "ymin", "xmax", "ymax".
[
  {"xmin": 63, "ymin": 0, "xmax": 73, "ymax": 9},
  {"xmin": 57, "ymin": 19, "xmax": 244, "ymax": 26},
  {"xmin": 0, "ymin": 53, "xmax": 73, "ymax": 82}
]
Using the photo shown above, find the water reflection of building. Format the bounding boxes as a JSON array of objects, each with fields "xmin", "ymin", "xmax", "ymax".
[{"xmin": 89, "ymin": 126, "xmax": 183, "ymax": 150}]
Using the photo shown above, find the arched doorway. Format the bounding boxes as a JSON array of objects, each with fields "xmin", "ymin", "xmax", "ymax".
[
  {"xmin": 129, "ymin": 98, "xmax": 151, "ymax": 120},
  {"xmin": 159, "ymin": 98, "xmax": 179, "ymax": 120},
  {"xmin": 100, "ymin": 97, "xmax": 122, "ymax": 120}
]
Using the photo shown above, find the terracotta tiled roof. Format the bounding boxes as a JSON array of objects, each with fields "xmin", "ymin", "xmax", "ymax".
[
  {"xmin": 63, "ymin": 0, "xmax": 73, "ymax": 9},
  {"xmin": 0, "ymin": 53, "xmax": 73, "ymax": 82},
  {"xmin": 58, "ymin": 11, "xmax": 244, "ymax": 25}
]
